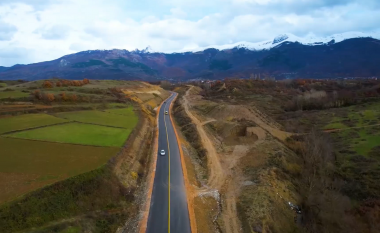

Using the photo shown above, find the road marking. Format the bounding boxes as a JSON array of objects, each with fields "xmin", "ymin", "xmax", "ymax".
[{"xmin": 164, "ymin": 100, "xmax": 171, "ymax": 233}]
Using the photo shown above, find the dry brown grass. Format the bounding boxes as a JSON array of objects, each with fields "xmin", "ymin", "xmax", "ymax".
[{"xmin": 194, "ymin": 196, "xmax": 219, "ymax": 233}]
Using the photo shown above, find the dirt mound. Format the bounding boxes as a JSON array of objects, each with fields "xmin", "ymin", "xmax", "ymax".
[
  {"xmin": 246, "ymin": 127, "xmax": 266, "ymax": 141},
  {"xmin": 208, "ymin": 105, "xmax": 253, "ymax": 122}
]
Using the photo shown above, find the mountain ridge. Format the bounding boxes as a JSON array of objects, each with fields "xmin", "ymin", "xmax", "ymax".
[
  {"xmin": 1, "ymin": 37, "xmax": 380, "ymax": 81},
  {"xmin": 177, "ymin": 31, "xmax": 380, "ymax": 52}
]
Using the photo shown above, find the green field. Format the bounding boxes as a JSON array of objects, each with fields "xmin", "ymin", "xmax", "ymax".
[
  {"xmin": 0, "ymin": 90, "xmax": 30, "ymax": 99},
  {"xmin": 0, "ymin": 114, "xmax": 68, "ymax": 134},
  {"xmin": 0, "ymin": 137, "xmax": 119, "ymax": 204},
  {"xmin": 104, "ymin": 107, "xmax": 136, "ymax": 116},
  {"xmin": 0, "ymin": 83, "xmax": 7, "ymax": 87},
  {"xmin": 353, "ymin": 128, "xmax": 380, "ymax": 156},
  {"xmin": 323, "ymin": 102, "xmax": 380, "ymax": 130},
  {"xmin": 324, "ymin": 122, "xmax": 347, "ymax": 130},
  {"xmin": 8, "ymin": 122, "xmax": 130, "ymax": 147},
  {"xmin": 0, "ymin": 79, "xmax": 158, "ymax": 232},
  {"xmin": 82, "ymin": 80, "xmax": 144, "ymax": 89},
  {"xmin": 55, "ymin": 110, "xmax": 137, "ymax": 128}
]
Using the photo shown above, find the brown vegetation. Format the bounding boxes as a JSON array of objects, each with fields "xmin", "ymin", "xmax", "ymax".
[
  {"xmin": 200, "ymin": 78, "xmax": 380, "ymax": 112},
  {"xmin": 42, "ymin": 79, "xmax": 90, "ymax": 88},
  {"xmin": 31, "ymin": 90, "xmax": 85, "ymax": 104},
  {"xmin": 42, "ymin": 81, "xmax": 53, "ymax": 88},
  {"xmin": 284, "ymin": 130, "xmax": 380, "ymax": 233}
]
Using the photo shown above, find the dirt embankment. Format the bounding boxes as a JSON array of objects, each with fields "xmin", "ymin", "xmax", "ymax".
[
  {"xmin": 114, "ymin": 85, "xmax": 170, "ymax": 232},
  {"xmin": 180, "ymin": 86, "xmax": 299, "ymax": 233},
  {"xmin": 115, "ymin": 85, "xmax": 169, "ymax": 187}
]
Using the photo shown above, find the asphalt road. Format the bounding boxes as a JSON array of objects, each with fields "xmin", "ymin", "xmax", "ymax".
[{"xmin": 146, "ymin": 93, "xmax": 191, "ymax": 233}]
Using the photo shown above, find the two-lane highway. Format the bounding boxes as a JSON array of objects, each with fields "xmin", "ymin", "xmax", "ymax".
[{"xmin": 146, "ymin": 93, "xmax": 191, "ymax": 233}]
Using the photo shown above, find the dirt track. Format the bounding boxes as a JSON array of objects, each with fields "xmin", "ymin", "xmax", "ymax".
[{"xmin": 183, "ymin": 87, "xmax": 225, "ymax": 190}]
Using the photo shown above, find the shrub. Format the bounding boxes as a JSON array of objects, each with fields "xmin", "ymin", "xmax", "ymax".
[
  {"xmin": 69, "ymin": 94, "xmax": 78, "ymax": 102},
  {"xmin": 42, "ymin": 81, "xmax": 53, "ymax": 88},
  {"xmin": 33, "ymin": 90, "xmax": 42, "ymax": 100}
]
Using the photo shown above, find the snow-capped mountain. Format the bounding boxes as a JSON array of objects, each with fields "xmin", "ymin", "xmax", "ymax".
[
  {"xmin": 1, "ymin": 35, "xmax": 380, "ymax": 81},
  {"xmin": 184, "ymin": 31, "xmax": 380, "ymax": 52}
]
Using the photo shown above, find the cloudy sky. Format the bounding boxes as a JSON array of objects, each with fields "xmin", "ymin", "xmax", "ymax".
[{"xmin": 0, "ymin": 0, "xmax": 379, "ymax": 66}]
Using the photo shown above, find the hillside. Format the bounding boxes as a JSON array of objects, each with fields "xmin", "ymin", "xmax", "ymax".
[
  {"xmin": 175, "ymin": 79, "xmax": 380, "ymax": 233},
  {"xmin": 1, "ymin": 38, "xmax": 380, "ymax": 81}
]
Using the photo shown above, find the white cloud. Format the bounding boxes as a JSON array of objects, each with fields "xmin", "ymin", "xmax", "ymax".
[
  {"xmin": 37, "ymin": 25, "xmax": 71, "ymax": 40},
  {"xmin": 0, "ymin": 0, "xmax": 379, "ymax": 66},
  {"xmin": 168, "ymin": 7, "xmax": 187, "ymax": 19},
  {"xmin": 0, "ymin": 20, "xmax": 17, "ymax": 40}
]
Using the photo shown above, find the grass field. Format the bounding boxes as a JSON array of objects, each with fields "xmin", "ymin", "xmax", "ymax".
[
  {"xmin": 323, "ymin": 102, "xmax": 380, "ymax": 156},
  {"xmin": 82, "ymin": 80, "xmax": 144, "ymax": 89},
  {"xmin": 331, "ymin": 126, "xmax": 380, "ymax": 201},
  {"xmin": 0, "ymin": 79, "xmax": 167, "ymax": 232},
  {"xmin": 0, "ymin": 114, "xmax": 68, "ymax": 134},
  {"xmin": 352, "ymin": 128, "xmax": 380, "ymax": 156},
  {"xmin": 0, "ymin": 83, "xmax": 7, "ymax": 87},
  {"xmin": 0, "ymin": 137, "xmax": 119, "ymax": 204},
  {"xmin": 60, "ymin": 226, "xmax": 81, "ymax": 233},
  {"xmin": 324, "ymin": 122, "xmax": 347, "ymax": 129},
  {"xmin": 334, "ymin": 127, "xmax": 380, "ymax": 156},
  {"xmin": 0, "ymin": 166, "xmax": 129, "ymax": 233},
  {"xmin": 0, "ymin": 90, "xmax": 30, "ymax": 99},
  {"xmin": 7, "ymin": 122, "xmax": 130, "ymax": 147},
  {"xmin": 322, "ymin": 102, "xmax": 380, "ymax": 130},
  {"xmin": 55, "ymin": 110, "xmax": 137, "ymax": 128},
  {"xmin": 104, "ymin": 107, "xmax": 136, "ymax": 116}
]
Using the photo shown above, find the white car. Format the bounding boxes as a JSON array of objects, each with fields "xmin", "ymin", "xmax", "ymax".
[
  {"xmin": 160, "ymin": 149, "xmax": 165, "ymax": 155},
  {"xmin": 165, "ymin": 111, "xmax": 168, "ymax": 115}
]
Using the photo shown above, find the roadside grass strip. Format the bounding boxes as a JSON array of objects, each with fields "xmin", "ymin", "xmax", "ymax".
[
  {"xmin": 55, "ymin": 110, "xmax": 138, "ymax": 129},
  {"xmin": 7, "ymin": 122, "xmax": 131, "ymax": 147},
  {"xmin": 0, "ymin": 114, "xmax": 68, "ymax": 134}
]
